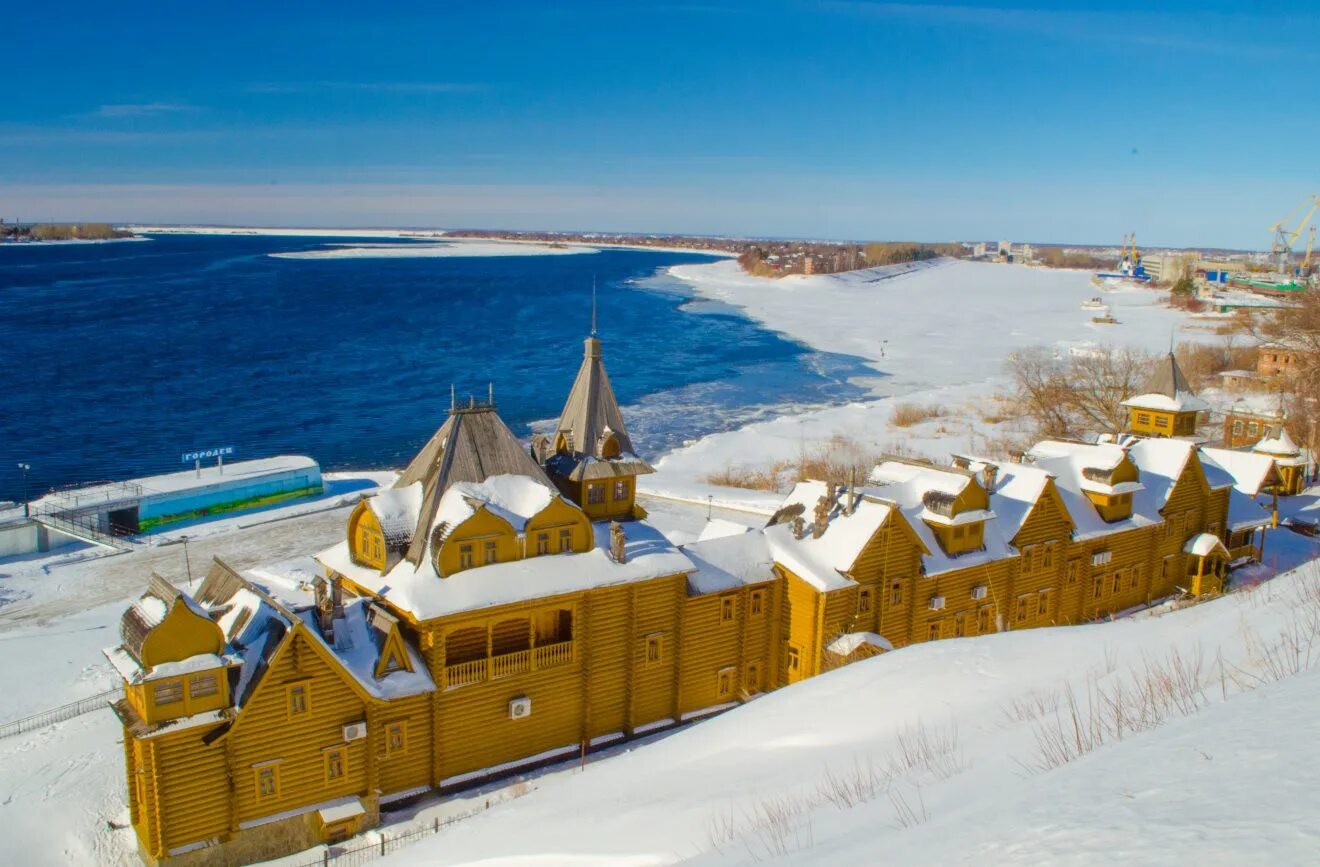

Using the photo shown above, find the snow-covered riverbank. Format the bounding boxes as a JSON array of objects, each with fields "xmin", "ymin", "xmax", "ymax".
[{"xmin": 642, "ymin": 257, "xmax": 1207, "ymax": 500}]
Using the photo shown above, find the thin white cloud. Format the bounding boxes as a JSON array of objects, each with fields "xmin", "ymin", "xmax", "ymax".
[{"xmin": 87, "ymin": 102, "xmax": 198, "ymax": 118}]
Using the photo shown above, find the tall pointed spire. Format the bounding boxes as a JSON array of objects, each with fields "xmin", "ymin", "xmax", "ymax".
[{"xmin": 591, "ymin": 276, "xmax": 598, "ymax": 337}]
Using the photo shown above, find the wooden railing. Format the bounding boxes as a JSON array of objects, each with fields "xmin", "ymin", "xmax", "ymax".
[
  {"xmin": 491, "ymin": 649, "xmax": 530, "ymax": 680},
  {"xmin": 443, "ymin": 641, "xmax": 575, "ymax": 691},
  {"xmin": 443, "ymin": 659, "xmax": 486, "ymax": 690},
  {"xmin": 534, "ymin": 640, "xmax": 574, "ymax": 669}
]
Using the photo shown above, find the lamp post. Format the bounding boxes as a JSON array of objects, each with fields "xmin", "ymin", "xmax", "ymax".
[
  {"xmin": 17, "ymin": 463, "xmax": 30, "ymax": 517},
  {"xmin": 181, "ymin": 535, "xmax": 193, "ymax": 589}
]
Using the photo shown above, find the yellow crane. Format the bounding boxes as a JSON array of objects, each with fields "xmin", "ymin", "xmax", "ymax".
[{"xmin": 1269, "ymin": 193, "xmax": 1320, "ymax": 275}]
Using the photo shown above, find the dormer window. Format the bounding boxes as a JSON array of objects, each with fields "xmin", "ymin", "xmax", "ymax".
[{"xmin": 600, "ymin": 432, "xmax": 621, "ymax": 459}]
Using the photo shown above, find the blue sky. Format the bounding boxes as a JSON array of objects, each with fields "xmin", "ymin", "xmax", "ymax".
[{"xmin": 2, "ymin": 1, "xmax": 1317, "ymax": 248}]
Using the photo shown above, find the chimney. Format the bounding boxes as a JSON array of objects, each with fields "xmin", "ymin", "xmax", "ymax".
[
  {"xmin": 847, "ymin": 468, "xmax": 858, "ymax": 514},
  {"xmin": 981, "ymin": 463, "xmax": 998, "ymax": 493},
  {"xmin": 313, "ymin": 576, "xmax": 335, "ymax": 643},
  {"xmin": 812, "ymin": 496, "xmax": 830, "ymax": 539},
  {"xmin": 609, "ymin": 521, "xmax": 627, "ymax": 564},
  {"xmin": 791, "ymin": 516, "xmax": 806, "ymax": 539}
]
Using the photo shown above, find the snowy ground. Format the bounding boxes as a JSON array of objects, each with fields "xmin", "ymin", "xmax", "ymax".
[
  {"xmin": 2, "ymin": 256, "xmax": 1316, "ymax": 866},
  {"xmin": 378, "ymin": 559, "xmax": 1320, "ymax": 867},
  {"xmin": 642, "ymin": 257, "xmax": 1212, "ymax": 500}
]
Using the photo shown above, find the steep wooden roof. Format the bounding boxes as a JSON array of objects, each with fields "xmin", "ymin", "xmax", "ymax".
[
  {"xmin": 396, "ymin": 405, "xmax": 552, "ymax": 566},
  {"xmin": 555, "ymin": 336, "xmax": 636, "ymax": 459},
  {"xmin": 544, "ymin": 335, "xmax": 654, "ymax": 481},
  {"xmin": 1142, "ymin": 352, "xmax": 1196, "ymax": 401}
]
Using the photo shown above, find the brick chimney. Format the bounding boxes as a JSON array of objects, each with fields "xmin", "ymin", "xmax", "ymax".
[
  {"xmin": 981, "ymin": 463, "xmax": 998, "ymax": 493},
  {"xmin": 812, "ymin": 496, "xmax": 830, "ymax": 539},
  {"xmin": 313, "ymin": 576, "xmax": 335, "ymax": 644},
  {"xmin": 609, "ymin": 521, "xmax": 627, "ymax": 564},
  {"xmin": 847, "ymin": 468, "xmax": 858, "ymax": 514},
  {"xmin": 791, "ymin": 516, "xmax": 806, "ymax": 539}
]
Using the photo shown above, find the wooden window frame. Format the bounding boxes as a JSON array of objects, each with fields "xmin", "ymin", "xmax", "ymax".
[
  {"xmin": 254, "ymin": 762, "xmax": 281, "ymax": 799},
  {"xmin": 890, "ymin": 581, "xmax": 903, "ymax": 605},
  {"xmin": 483, "ymin": 540, "xmax": 498, "ymax": 565},
  {"xmin": 720, "ymin": 597, "xmax": 735, "ymax": 624},
  {"xmin": 286, "ymin": 681, "xmax": 310, "ymax": 718},
  {"xmin": 787, "ymin": 645, "xmax": 801, "ymax": 671},
  {"xmin": 386, "ymin": 721, "xmax": 408, "ymax": 757},
  {"xmin": 858, "ymin": 588, "xmax": 872, "ymax": 614},
  {"xmin": 324, "ymin": 747, "xmax": 345, "ymax": 782},
  {"xmin": 612, "ymin": 479, "xmax": 629, "ymax": 501},
  {"xmin": 587, "ymin": 484, "xmax": 606, "ymax": 505},
  {"xmin": 459, "ymin": 544, "xmax": 474, "ymax": 569},
  {"xmin": 750, "ymin": 589, "xmax": 764, "ymax": 616},
  {"xmin": 558, "ymin": 528, "xmax": 573, "ymax": 553},
  {"xmin": 644, "ymin": 633, "xmax": 664, "ymax": 666}
]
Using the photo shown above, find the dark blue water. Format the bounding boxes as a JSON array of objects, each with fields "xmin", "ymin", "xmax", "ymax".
[{"xmin": 0, "ymin": 234, "xmax": 870, "ymax": 502}]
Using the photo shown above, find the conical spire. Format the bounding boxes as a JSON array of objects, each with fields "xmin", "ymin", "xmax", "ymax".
[
  {"xmin": 1142, "ymin": 351, "xmax": 1195, "ymax": 400},
  {"xmin": 396, "ymin": 405, "xmax": 552, "ymax": 566},
  {"xmin": 554, "ymin": 334, "xmax": 636, "ymax": 459}
]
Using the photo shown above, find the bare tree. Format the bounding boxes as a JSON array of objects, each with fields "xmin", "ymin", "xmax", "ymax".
[{"xmin": 1007, "ymin": 346, "xmax": 1153, "ymax": 440}]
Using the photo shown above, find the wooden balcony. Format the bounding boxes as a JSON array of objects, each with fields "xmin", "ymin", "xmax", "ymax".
[
  {"xmin": 444, "ymin": 658, "xmax": 486, "ymax": 690},
  {"xmin": 491, "ymin": 649, "xmax": 531, "ymax": 680},
  {"xmin": 444, "ymin": 640, "xmax": 575, "ymax": 691}
]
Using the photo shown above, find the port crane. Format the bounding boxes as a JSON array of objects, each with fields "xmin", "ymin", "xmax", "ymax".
[{"xmin": 1268, "ymin": 193, "xmax": 1320, "ymax": 276}]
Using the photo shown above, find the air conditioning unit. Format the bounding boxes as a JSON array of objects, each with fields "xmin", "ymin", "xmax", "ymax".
[
  {"xmin": 928, "ymin": 596, "xmax": 946, "ymax": 611},
  {"xmin": 342, "ymin": 722, "xmax": 367, "ymax": 742},
  {"xmin": 1092, "ymin": 551, "xmax": 1112, "ymax": 567},
  {"xmin": 509, "ymin": 696, "xmax": 532, "ymax": 720},
  {"xmin": 971, "ymin": 585, "xmax": 988, "ymax": 601}
]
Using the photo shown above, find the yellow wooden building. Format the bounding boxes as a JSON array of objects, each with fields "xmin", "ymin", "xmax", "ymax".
[
  {"xmin": 107, "ymin": 343, "xmax": 1279, "ymax": 866},
  {"xmin": 1122, "ymin": 351, "xmax": 1210, "ymax": 439}
]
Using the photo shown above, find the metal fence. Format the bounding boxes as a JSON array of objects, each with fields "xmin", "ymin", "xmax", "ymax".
[
  {"xmin": 0, "ymin": 686, "xmax": 123, "ymax": 740},
  {"xmin": 287, "ymin": 790, "xmax": 531, "ymax": 867}
]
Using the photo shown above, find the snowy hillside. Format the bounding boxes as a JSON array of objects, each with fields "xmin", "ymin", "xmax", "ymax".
[{"xmin": 384, "ymin": 562, "xmax": 1320, "ymax": 866}]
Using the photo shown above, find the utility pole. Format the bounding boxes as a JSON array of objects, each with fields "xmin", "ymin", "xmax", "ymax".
[
  {"xmin": 17, "ymin": 463, "xmax": 30, "ymax": 517},
  {"xmin": 181, "ymin": 535, "xmax": 193, "ymax": 589}
]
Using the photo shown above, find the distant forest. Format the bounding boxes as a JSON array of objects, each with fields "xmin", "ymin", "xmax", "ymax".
[{"xmin": 1, "ymin": 222, "xmax": 132, "ymax": 241}]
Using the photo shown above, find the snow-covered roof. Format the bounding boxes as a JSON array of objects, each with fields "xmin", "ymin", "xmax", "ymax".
[
  {"xmin": 1183, "ymin": 533, "xmax": 1228, "ymax": 558},
  {"xmin": 682, "ymin": 531, "xmax": 774, "ymax": 595},
  {"xmin": 319, "ymin": 520, "xmax": 695, "ymax": 621},
  {"xmin": 1024, "ymin": 441, "xmax": 1161, "ymax": 540},
  {"xmin": 1254, "ymin": 428, "xmax": 1301, "ymax": 458},
  {"xmin": 863, "ymin": 463, "xmax": 1014, "ymax": 577},
  {"xmin": 1225, "ymin": 394, "xmax": 1287, "ymax": 419},
  {"xmin": 825, "ymin": 632, "xmax": 894, "ymax": 656},
  {"xmin": 367, "ymin": 482, "xmax": 424, "ymax": 546},
  {"xmin": 696, "ymin": 518, "xmax": 752, "ymax": 543},
  {"xmin": 950, "ymin": 455, "xmax": 1060, "ymax": 543},
  {"xmin": 763, "ymin": 481, "xmax": 895, "ymax": 590},
  {"xmin": 1127, "ymin": 439, "xmax": 1231, "ymax": 516},
  {"xmin": 1198, "ymin": 447, "xmax": 1276, "ymax": 531},
  {"xmin": 1121, "ymin": 391, "xmax": 1211, "ymax": 413},
  {"xmin": 296, "ymin": 599, "xmax": 434, "ymax": 700},
  {"xmin": 432, "ymin": 474, "xmax": 557, "ymax": 542}
]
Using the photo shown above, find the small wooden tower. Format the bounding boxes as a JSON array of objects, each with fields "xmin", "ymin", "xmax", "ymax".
[
  {"xmin": 1122, "ymin": 352, "xmax": 1209, "ymax": 438},
  {"xmin": 536, "ymin": 334, "xmax": 653, "ymax": 520}
]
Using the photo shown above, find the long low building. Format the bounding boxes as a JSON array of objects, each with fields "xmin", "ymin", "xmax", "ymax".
[{"xmin": 104, "ymin": 340, "xmax": 1291, "ymax": 866}]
